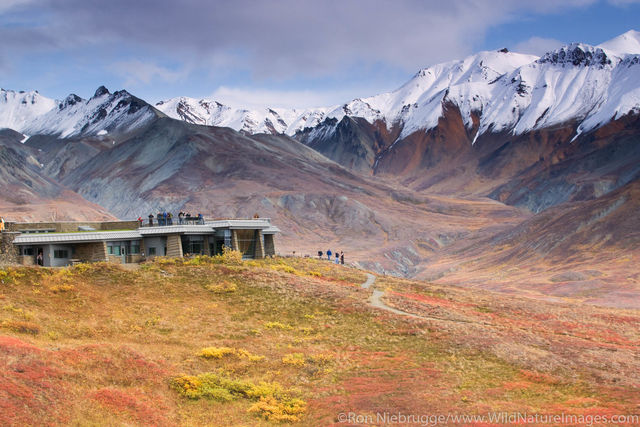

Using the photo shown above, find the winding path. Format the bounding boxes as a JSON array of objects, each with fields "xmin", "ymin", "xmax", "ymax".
[{"xmin": 361, "ymin": 273, "xmax": 424, "ymax": 319}]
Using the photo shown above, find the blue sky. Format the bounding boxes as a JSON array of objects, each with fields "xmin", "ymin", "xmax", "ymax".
[{"xmin": 1, "ymin": 0, "xmax": 639, "ymax": 108}]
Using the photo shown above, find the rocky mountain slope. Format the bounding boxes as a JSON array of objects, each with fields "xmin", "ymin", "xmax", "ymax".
[
  {"xmin": 0, "ymin": 32, "xmax": 639, "ymax": 304},
  {"xmin": 0, "ymin": 129, "xmax": 115, "ymax": 221}
]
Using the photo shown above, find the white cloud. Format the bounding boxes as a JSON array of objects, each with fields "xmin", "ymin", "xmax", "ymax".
[
  {"xmin": 110, "ymin": 60, "xmax": 187, "ymax": 86},
  {"xmin": 513, "ymin": 36, "xmax": 565, "ymax": 56}
]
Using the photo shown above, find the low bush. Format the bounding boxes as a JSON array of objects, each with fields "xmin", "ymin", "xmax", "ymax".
[{"xmin": 171, "ymin": 372, "xmax": 306, "ymax": 422}]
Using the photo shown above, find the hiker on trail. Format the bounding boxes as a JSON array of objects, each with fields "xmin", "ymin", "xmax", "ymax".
[
  {"xmin": 340, "ymin": 252, "xmax": 344, "ymax": 265},
  {"xmin": 318, "ymin": 250, "xmax": 323, "ymax": 259},
  {"xmin": 326, "ymin": 249, "xmax": 332, "ymax": 261},
  {"xmin": 148, "ymin": 214, "xmax": 154, "ymax": 227},
  {"xmin": 0, "ymin": 217, "xmax": 5, "ymax": 232},
  {"xmin": 335, "ymin": 252, "xmax": 340, "ymax": 264}
]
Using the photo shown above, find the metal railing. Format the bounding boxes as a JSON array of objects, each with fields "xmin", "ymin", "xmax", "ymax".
[{"xmin": 138, "ymin": 217, "xmax": 205, "ymax": 227}]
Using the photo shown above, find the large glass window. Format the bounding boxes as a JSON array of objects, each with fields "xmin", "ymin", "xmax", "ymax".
[
  {"xmin": 181, "ymin": 235, "xmax": 205, "ymax": 255},
  {"xmin": 235, "ymin": 230, "xmax": 256, "ymax": 258}
]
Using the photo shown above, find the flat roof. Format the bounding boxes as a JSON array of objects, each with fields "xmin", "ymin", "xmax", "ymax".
[
  {"xmin": 13, "ymin": 230, "xmax": 142, "ymax": 245},
  {"xmin": 12, "ymin": 219, "xmax": 279, "ymax": 245}
]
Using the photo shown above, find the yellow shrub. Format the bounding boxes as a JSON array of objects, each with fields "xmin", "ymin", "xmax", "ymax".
[
  {"xmin": 218, "ymin": 246, "xmax": 243, "ymax": 265},
  {"xmin": 264, "ymin": 321, "xmax": 293, "ymax": 330},
  {"xmin": 72, "ymin": 263, "xmax": 93, "ymax": 274},
  {"xmin": 307, "ymin": 271, "xmax": 322, "ymax": 277},
  {"xmin": 199, "ymin": 347, "xmax": 236, "ymax": 359},
  {"xmin": 171, "ymin": 375, "xmax": 204, "ymax": 399},
  {"xmin": 248, "ymin": 396, "xmax": 307, "ymax": 423},
  {"xmin": 236, "ymin": 349, "xmax": 266, "ymax": 362},
  {"xmin": 206, "ymin": 280, "xmax": 237, "ymax": 293},
  {"xmin": 49, "ymin": 284, "xmax": 75, "ymax": 293},
  {"xmin": 198, "ymin": 347, "xmax": 266, "ymax": 362},
  {"xmin": 282, "ymin": 353, "xmax": 305, "ymax": 367}
]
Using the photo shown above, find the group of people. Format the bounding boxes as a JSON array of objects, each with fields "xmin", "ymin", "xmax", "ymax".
[
  {"xmin": 318, "ymin": 249, "xmax": 344, "ymax": 265},
  {"xmin": 139, "ymin": 211, "xmax": 204, "ymax": 227}
]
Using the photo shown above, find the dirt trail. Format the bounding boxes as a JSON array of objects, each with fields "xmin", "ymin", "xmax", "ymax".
[{"xmin": 361, "ymin": 273, "xmax": 424, "ymax": 319}]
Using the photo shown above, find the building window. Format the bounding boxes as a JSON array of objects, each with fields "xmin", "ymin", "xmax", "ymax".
[
  {"xmin": 22, "ymin": 248, "xmax": 34, "ymax": 256},
  {"xmin": 54, "ymin": 249, "xmax": 69, "ymax": 259},
  {"xmin": 180, "ymin": 235, "xmax": 205, "ymax": 255},
  {"xmin": 148, "ymin": 247, "xmax": 156, "ymax": 255},
  {"xmin": 130, "ymin": 243, "xmax": 140, "ymax": 254},
  {"xmin": 235, "ymin": 230, "xmax": 257, "ymax": 258}
]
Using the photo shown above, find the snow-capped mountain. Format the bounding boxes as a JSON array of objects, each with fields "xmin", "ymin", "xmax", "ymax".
[
  {"xmin": 0, "ymin": 89, "xmax": 56, "ymax": 136},
  {"xmin": 0, "ymin": 86, "xmax": 159, "ymax": 138},
  {"xmin": 155, "ymin": 96, "xmax": 331, "ymax": 135},
  {"xmin": 156, "ymin": 30, "xmax": 640, "ymax": 144},
  {"xmin": 2, "ymin": 31, "xmax": 640, "ymax": 145}
]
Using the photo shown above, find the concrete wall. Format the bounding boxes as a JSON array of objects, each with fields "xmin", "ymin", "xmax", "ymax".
[
  {"xmin": 48, "ymin": 244, "xmax": 72, "ymax": 267},
  {"xmin": 143, "ymin": 237, "xmax": 167, "ymax": 257}
]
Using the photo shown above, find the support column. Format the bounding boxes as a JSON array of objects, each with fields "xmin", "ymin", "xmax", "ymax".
[
  {"xmin": 254, "ymin": 230, "xmax": 265, "ymax": 259},
  {"xmin": 204, "ymin": 236, "xmax": 211, "ymax": 256},
  {"xmin": 230, "ymin": 230, "xmax": 239, "ymax": 251},
  {"xmin": 166, "ymin": 234, "xmax": 183, "ymax": 258},
  {"xmin": 264, "ymin": 234, "xmax": 275, "ymax": 257}
]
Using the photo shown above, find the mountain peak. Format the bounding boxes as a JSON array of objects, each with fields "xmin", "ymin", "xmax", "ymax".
[
  {"xmin": 59, "ymin": 94, "xmax": 83, "ymax": 109},
  {"xmin": 598, "ymin": 29, "xmax": 640, "ymax": 55},
  {"xmin": 93, "ymin": 86, "xmax": 110, "ymax": 98},
  {"xmin": 539, "ymin": 43, "xmax": 612, "ymax": 67}
]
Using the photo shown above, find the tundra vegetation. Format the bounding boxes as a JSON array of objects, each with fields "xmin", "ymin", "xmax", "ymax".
[{"xmin": 0, "ymin": 251, "xmax": 638, "ymax": 425}]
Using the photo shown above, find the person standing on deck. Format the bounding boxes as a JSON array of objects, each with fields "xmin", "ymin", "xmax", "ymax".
[{"xmin": 148, "ymin": 214, "xmax": 154, "ymax": 227}]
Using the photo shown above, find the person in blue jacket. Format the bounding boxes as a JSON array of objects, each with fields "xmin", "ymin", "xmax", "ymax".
[{"xmin": 326, "ymin": 249, "xmax": 332, "ymax": 261}]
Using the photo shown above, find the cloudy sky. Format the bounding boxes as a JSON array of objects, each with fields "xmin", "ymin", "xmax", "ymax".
[{"xmin": 1, "ymin": 0, "xmax": 640, "ymax": 108}]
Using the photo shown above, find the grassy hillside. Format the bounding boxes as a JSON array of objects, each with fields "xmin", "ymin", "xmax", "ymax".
[{"xmin": 0, "ymin": 255, "xmax": 638, "ymax": 425}]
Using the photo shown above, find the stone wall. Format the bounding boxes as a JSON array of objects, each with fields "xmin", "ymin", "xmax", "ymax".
[
  {"xmin": 0, "ymin": 232, "xmax": 19, "ymax": 264},
  {"xmin": 75, "ymin": 242, "xmax": 108, "ymax": 263},
  {"xmin": 166, "ymin": 234, "xmax": 183, "ymax": 258}
]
